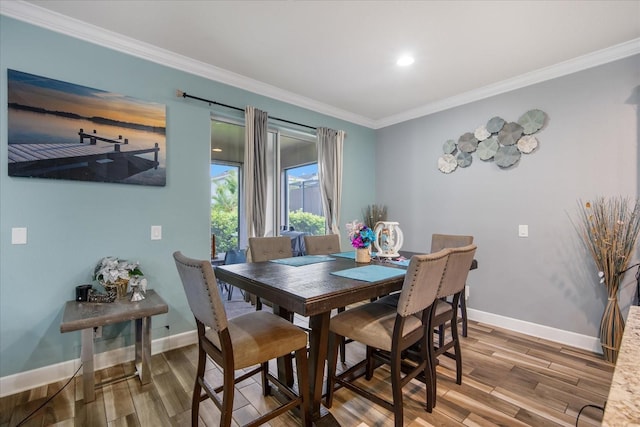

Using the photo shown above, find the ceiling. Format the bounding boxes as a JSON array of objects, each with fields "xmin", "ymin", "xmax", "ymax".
[{"xmin": 3, "ymin": 1, "xmax": 640, "ymax": 128}]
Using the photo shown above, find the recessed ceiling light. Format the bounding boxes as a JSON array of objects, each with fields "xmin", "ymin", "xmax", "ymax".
[
  {"xmin": 396, "ymin": 55, "xmax": 415, "ymax": 67},
  {"xmin": 212, "ymin": 148, "xmax": 222, "ymax": 152}
]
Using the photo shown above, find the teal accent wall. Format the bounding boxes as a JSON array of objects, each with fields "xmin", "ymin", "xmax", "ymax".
[{"xmin": 0, "ymin": 16, "xmax": 376, "ymax": 377}]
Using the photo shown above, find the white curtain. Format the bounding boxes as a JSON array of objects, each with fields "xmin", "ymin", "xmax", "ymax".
[
  {"xmin": 317, "ymin": 127, "xmax": 345, "ymax": 236},
  {"xmin": 243, "ymin": 106, "xmax": 269, "ymax": 239}
]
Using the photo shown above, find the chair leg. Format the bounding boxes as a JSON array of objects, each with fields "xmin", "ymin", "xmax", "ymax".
[
  {"xmin": 192, "ymin": 345, "xmax": 207, "ymax": 426},
  {"xmin": 227, "ymin": 284, "xmax": 234, "ymax": 301},
  {"xmin": 365, "ymin": 346, "xmax": 374, "ymax": 381},
  {"xmin": 428, "ymin": 316, "xmax": 438, "ymax": 404},
  {"xmin": 221, "ymin": 360, "xmax": 236, "ymax": 427},
  {"xmin": 390, "ymin": 347, "xmax": 404, "ymax": 427},
  {"xmin": 260, "ymin": 361, "xmax": 271, "ymax": 396},
  {"xmin": 452, "ymin": 297, "xmax": 463, "ymax": 385},
  {"xmin": 460, "ymin": 291, "xmax": 468, "ymax": 337},
  {"xmin": 337, "ymin": 306, "xmax": 346, "ymax": 363},
  {"xmin": 325, "ymin": 332, "xmax": 340, "ymax": 408},
  {"xmin": 294, "ymin": 347, "xmax": 312, "ymax": 427},
  {"xmin": 421, "ymin": 333, "xmax": 434, "ymax": 413}
]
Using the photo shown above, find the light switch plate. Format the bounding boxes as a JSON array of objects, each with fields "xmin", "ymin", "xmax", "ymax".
[
  {"xmin": 518, "ymin": 224, "xmax": 529, "ymax": 238},
  {"xmin": 11, "ymin": 227, "xmax": 27, "ymax": 244},
  {"xmin": 151, "ymin": 225, "xmax": 162, "ymax": 240}
]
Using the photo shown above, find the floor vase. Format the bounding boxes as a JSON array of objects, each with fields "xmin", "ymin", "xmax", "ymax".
[{"xmin": 600, "ymin": 280, "xmax": 625, "ymax": 363}]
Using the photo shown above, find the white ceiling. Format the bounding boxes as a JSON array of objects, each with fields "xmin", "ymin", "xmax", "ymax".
[{"xmin": 3, "ymin": 1, "xmax": 640, "ymax": 128}]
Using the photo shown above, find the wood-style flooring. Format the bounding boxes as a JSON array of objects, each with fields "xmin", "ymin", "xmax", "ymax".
[{"xmin": 0, "ymin": 288, "xmax": 613, "ymax": 427}]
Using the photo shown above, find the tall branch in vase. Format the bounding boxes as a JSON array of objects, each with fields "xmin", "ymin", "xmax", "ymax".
[
  {"xmin": 573, "ymin": 196, "xmax": 640, "ymax": 363},
  {"xmin": 363, "ymin": 204, "xmax": 387, "ymax": 230}
]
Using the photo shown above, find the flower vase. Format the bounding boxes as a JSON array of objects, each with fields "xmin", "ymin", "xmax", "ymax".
[
  {"xmin": 104, "ymin": 278, "xmax": 129, "ymax": 300},
  {"xmin": 355, "ymin": 248, "xmax": 371, "ymax": 263},
  {"xmin": 599, "ymin": 277, "xmax": 625, "ymax": 363}
]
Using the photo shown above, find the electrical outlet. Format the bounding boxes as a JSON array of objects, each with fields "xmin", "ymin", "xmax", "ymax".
[
  {"xmin": 93, "ymin": 326, "xmax": 102, "ymax": 339},
  {"xmin": 151, "ymin": 225, "xmax": 162, "ymax": 240},
  {"xmin": 518, "ymin": 224, "xmax": 529, "ymax": 237}
]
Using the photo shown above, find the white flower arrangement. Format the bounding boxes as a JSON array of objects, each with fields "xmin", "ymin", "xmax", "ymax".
[{"xmin": 94, "ymin": 256, "xmax": 147, "ymax": 293}]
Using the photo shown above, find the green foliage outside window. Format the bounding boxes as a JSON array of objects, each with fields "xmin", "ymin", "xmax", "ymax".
[
  {"xmin": 211, "ymin": 171, "xmax": 239, "ymax": 253},
  {"xmin": 211, "ymin": 209, "xmax": 238, "ymax": 253},
  {"xmin": 288, "ymin": 209, "xmax": 325, "ymax": 235}
]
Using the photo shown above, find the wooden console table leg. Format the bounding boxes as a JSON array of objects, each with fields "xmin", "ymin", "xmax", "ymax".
[
  {"xmin": 81, "ymin": 328, "xmax": 95, "ymax": 402},
  {"xmin": 135, "ymin": 317, "xmax": 152, "ymax": 384}
]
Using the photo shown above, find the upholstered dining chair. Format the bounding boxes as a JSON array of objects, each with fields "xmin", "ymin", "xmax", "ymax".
[
  {"xmin": 431, "ymin": 233, "xmax": 474, "ymax": 337},
  {"xmin": 248, "ymin": 236, "xmax": 293, "ymax": 311},
  {"xmin": 173, "ymin": 251, "xmax": 311, "ymax": 427},
  {"xmin": 426, "ymin": 244, "xmax": 476, "ymax": 403},
  {"xmin": 303, "ymin": 234, "xmax": 341, "ymax": 256},
  {"xmin": 325, "ymin": 249, "xmax": 450, "ymax": 425}
]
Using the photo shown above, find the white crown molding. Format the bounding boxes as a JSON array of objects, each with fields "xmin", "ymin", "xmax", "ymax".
[
  {"xmin": 0, "ymin": 0, "xmax": 376, "ymax": 129},
  {"xmin": 1, "ymin": 1, "xmax": 638, "ymax": 130},
  {"xmin": 376, "ymin": 38, "xmax": 640, "ymax": 129},
  {"xmin": 0, "ymin": 329, "xmax": 197, "ymax": 398}
]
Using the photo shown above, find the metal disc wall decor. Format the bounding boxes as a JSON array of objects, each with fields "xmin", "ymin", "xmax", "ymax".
[
  {"xmin": 517, "ymin": 109, "xmax": 546, "ymax": 134},
  {"xmin": 474, "ymin": 126, "xmax": 491, "ymax": 141},
  {"xmin": 494, "ymin": 145, "xmax": 521, "ymax": 168},
  {"xmin": 517, "ymin": 135, "xmax": 538, "ymax": 154},
  {"xmin": 443, "ymin": 139, "xmax": 457, "ymax": 154},
  {"xmin": 477, "ymin": 136, "xmax": 499, "ymax": 160},
  {"xmin": 438, "ymin": 154, "xmax": 458, "ymax": 173},
  {"xmin": 457, "ymin": 132, "xmax": 478, "ymax": 153},
  {"xmin": 497, "ymin": 122, "xmax": 524, "ymax": 146},
  {"xmin": 456, "ymin": 151, "xmax": 472, "ymax": 167},
  {"xmin": 486, "ymin": 116, "xmax": 505, "ymax": 133},
  {"xmin": 437, "ymin": 109, "xmax": 547, "ymax": 173}
]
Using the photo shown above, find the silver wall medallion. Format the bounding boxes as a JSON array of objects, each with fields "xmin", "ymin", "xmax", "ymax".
[
  {"xmin": 477, "ymin": 136, "xmax": 499, "ymax": 160},
  {"xmin": 457, "ymin": 132, "xmax": 478, "ymax": 153},
  {"xmin": 438, "ymin": 154, "xmax": 458, "ymax": 173},
  {"xmin": 517, "ymin": 109, "xmax": 546, "ymax": 134},
  {"xmin": 494, "ymin": 145, "xmax": 521, "ymax": 168},
  {"xmin": 497, "ymin": 122, "xmax": 524, "ymax": 146},
  {"xmin": 517, "ymin": 135, "xmax": 538, "ymax": 153},
  {"xmin": 443, "ymin": 139, "xmax": 457, "ymax": 154},
  {"xmin": 456, "ymin": 151, "xmax": 472, "ymax": 167},
  {"xmin": 486, "ymin": 116, "xmax": 505, "ymax": 133}
]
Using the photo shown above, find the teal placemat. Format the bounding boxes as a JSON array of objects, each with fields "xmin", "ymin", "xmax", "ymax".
[
  {"xmin": 269, "ymin": 255, "xmax": 335, "ymax": 267},
  {"xmin": 387, "ymin": 258, "xmax": 410, "ymax": 267},
  {"xmin": 331, "ymin": 265, "xmax": 406, "ymax": 282},
  {"xmin": 330, "ymin": 251, "xmax": 377, "ymax": 259}
]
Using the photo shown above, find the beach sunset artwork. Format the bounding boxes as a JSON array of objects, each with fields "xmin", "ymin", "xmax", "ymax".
[{"xmin": 7, "ymin": 69, "xmax": 166, "ymax": 186}]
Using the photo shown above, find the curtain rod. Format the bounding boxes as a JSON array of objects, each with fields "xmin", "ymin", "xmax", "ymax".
[{"xmin": 176, "ymin": 90, "xmax": 317, "ymax": 131}]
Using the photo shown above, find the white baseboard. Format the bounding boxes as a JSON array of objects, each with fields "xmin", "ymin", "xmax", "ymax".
[
  {"xmin": 0, "ymin": 330, "xmax": 197, "ymax": 398},
  {"xmin": 467, "ymin": 308, "xmax": 602, "ymax": 354},
  {"xmin": 0, "ymin": 310, "xmax": 603, "ymax": 398}
]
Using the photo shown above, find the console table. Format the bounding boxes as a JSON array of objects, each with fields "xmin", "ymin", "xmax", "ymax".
[
  {"xmin": 60, "ymin": 289, "xmax": 168, "ymax": 402},
  {"xmin": 602, "ymin": 305, "xmax": 640, "ymax": 425}
]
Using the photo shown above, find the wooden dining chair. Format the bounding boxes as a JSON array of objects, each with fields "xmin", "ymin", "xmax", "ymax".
[
  {"xmin": 431, "ymin": 233, "xmax": 474, "ymax": 337},
  {"xmin": 173, "ymin": 251, "xmax": 311, "ymax": 427},
  {"xmin": 248, "ymin": 236, "xmax": 293, "ymax": 311},
  {"xmin": 426, "ymin": 244, "xmax": 476, "ymax": 403},
  {"xmin": 325, "ymin": 249, "xmax": 450, "ymax": 425}
]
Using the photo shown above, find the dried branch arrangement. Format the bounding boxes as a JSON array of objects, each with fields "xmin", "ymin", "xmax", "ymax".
[
  {"xmin": 573, "ymin": 196, "xmax": 640, "ymax": 362},
  {"xmin": 363, "ymin": 204, "xmax": 387, "ymax": 230}
]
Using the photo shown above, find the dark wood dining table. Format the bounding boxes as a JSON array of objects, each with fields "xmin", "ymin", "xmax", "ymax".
[
  {"xmin": 215, "ymin": 254, "xmax": 408, "ymax": 421},
  {"xmin": 215, "ymin": 252, "xmax": 478, "ymax": 422}
]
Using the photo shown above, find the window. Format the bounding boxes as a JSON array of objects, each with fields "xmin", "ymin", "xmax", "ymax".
[{"xmin": 211, "ymin": 118, "xmax": 324, "ymax": 257}]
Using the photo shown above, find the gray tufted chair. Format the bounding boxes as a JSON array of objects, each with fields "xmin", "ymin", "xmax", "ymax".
[
  {"xmin": 173, "ymin": 251, "xmax": 310, "ymax": 427},
  {"xmin": 325, "ymin": 249, "xmax": 450, "ymax": 425}
]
